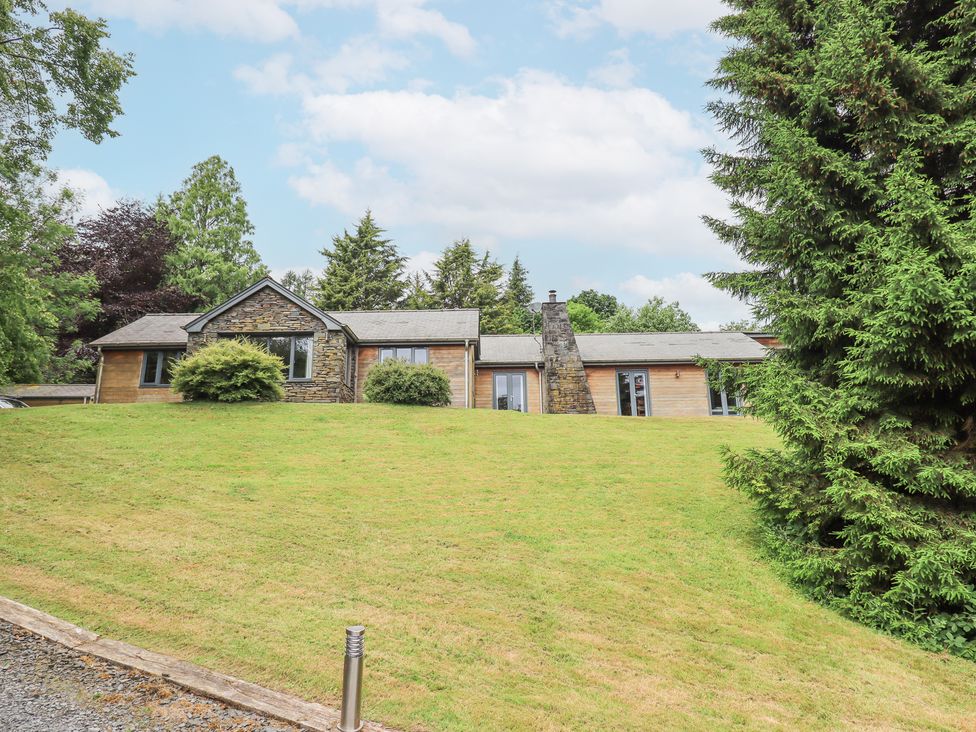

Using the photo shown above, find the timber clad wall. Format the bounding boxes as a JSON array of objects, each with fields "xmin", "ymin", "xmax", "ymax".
[
  {"xmin": 356, "ymin": 344, "xmax": 469, "ymax": 408},
  {"xmin": 98, "ymin": 350, "xmax": 183, "ymax": 404},
  {"xmin": 186, "ymin": 287, "xmax": 354, "ymax": 404},
  {"xmin": 586, "ymin": 365, "xmax": 710, "ymax": 417},
  {"xmin": 474, "ymin": 368, "xmax": 542, "ymax": 413}
]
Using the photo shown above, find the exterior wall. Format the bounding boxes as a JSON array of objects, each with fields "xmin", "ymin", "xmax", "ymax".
[
  {"xmin": 355, "ymin": 344, "xmax": 470, "ymax": 408},
  {"xmin": 187, "ymin": 287, "xmax": 354, "ymax": 403},
  {"xmin": 97, "ymin": 350, "xmax": 184, "ymax": 404},
  {"xmin": 586, "ymin": 364, "xmax": 710, "ymax": 417},
  {"xmin": 750, "ymin": 335, "xmax": 782, "ymax": 349},
  {"xmin": 474, "ymin": 367, "xmax": 543, "ymax": 413},
  {"xmin": 19, "ymin": 398, "xmax": 89, "ymax": 407}
]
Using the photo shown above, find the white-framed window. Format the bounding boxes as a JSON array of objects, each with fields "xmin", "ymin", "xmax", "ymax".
[
  {"xmin": 378, "ymin": 346, "xmax": 429, "ymax": 364},
  {"xmin": 709, "ymin": 385, "xmax": 743, "ymax": 416}
]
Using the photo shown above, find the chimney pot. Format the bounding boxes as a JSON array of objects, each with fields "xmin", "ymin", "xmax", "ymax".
[{"xmin": 548, "ymin": 290, "xmax": 557, "ymax": 303}]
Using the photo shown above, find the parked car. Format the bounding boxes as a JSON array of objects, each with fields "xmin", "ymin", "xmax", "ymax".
[{"xmin": 0, "ymin": 396, "xmax": 29, "ymax": 408}]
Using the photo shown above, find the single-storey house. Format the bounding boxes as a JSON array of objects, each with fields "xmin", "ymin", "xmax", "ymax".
[
  {"xmin": 0, "ymin": 383, "xmax": 96, "ymax": 407},
  {"xmin": 90, "ymin": 277, "xmax": 771, "ymax": 416}
]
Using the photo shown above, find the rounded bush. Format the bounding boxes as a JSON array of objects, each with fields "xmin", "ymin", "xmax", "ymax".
[
  {"xmin": 170, "ymin": 338, "xmax": 285, "ymax": 402},
  {"xmin": 363, "ymin": 358, "xmax": 452, "ymax": 407}
]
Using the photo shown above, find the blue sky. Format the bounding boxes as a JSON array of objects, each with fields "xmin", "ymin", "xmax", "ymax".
[{"xmin": 49, "ymin": 0, "xmax": 749, "ymax": 328}]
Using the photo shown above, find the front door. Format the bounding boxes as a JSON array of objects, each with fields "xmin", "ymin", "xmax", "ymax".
[
  {"xmin": 494, "ymin": 372, "xmax": 526, "ymax": 412},
  {"xmin": 616, "ymin": 370, "xmax": 649, "ymax": 416}
]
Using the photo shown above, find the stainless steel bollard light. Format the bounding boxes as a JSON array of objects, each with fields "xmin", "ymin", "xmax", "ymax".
[{"xmin": 338, "ymin": 625, "xmax": 366, "ymax": 732}]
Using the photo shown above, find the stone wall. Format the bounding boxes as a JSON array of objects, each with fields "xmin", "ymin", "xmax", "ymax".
[
  {"xmin": 541, "ymin": 296, "xmax": 595, "ymax": 414},
  {"xmin": 187, "ymin": 286, "xmax": 354, "ymax": 403}
]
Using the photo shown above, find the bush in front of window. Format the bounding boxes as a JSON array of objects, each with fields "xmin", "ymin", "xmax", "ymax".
[
  {"xmin": 170, "ymin": 339, "xmax": 285, "ymax": 402},
  {"xmin": 363, "ymin": 358, "xmax": 452, "ymax": 407}
]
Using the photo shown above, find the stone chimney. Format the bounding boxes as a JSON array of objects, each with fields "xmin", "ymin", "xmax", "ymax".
[{"xmin": 541, "ymin": 290, "xmax": 596, "ymax": 414}]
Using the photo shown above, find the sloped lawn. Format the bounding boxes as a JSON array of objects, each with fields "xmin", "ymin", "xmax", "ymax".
[{"xmin": 1, "ymin": 403, "xmax": 974, "ymax": 730}]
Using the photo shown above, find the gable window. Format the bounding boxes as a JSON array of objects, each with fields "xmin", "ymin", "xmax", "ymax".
[
  {"xmin": 378, "ymin": 346, "xmax": 428, "ymax": 364},
  {"xmin": 228, "ymin": 334, "xmax": 313, "ymax": 380},
  {"xmin": 141, "ymin": 350, "xmax": 184, "ymax": 387},
  {"xmin": 709, "ymin": 385, "xmax": 743, "ymax": 416}
]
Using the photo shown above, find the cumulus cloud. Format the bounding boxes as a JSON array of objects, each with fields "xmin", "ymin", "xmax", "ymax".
[
  {"xmin": 285, "ymin": 69, "xmax": 730, "ymax": 260},
  {"xmin": 587, "ymin": 48, "xmax": 638, "ymax": 88},
  {"xmin": 549, "ymin": 0, "xmax": 725, "ymax": 38},
  {"xmin": 52, "ymin": 168, "xmax": 118, "ymax": 221},
  {"xmin": 404, "ymin": 250, "xmax": 439, "ymax": 277},
  {"xmin": 80, "ymin": 0, "xmax": 299, "ymax": 42},
  {"xmin": 619, "ymin": 272, "xmax": 750, "ymax": 330}
]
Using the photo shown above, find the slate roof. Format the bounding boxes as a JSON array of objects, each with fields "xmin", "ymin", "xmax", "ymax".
[
  {"xmin": 328, "ymin": 309, "xmax": 480, "ymax": 343},
  {"xmin": 477, "ymin": 332, "xmax": 770, "ymax": 365},
  {"xmin": 1, "ymin": 383, "xmax": 96, "ymax": 399},
  {"xmin": 89, "ymin": 314, "xmax": 199, "ymax": 348}
]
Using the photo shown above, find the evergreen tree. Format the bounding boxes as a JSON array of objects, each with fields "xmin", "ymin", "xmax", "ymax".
[
  {"xmin": 504, "ymin": 256, "xmax": 535, "ymax": 333},
  {"xmin": 427, "ymin": 239, "xmax": 511, "ymax": 332},
  {"xmin": 162, "ymin": 156, "xmax": 268, "ymax": 307},
  {"xmin": 706, "ymin": 1, "xmax": 976, "ymax": 657},
  {"xmin": 280, "ymin": 268, "xmax": 315, "ymax": 300},
  {"xmin": 402, "ymin": 272, "xmax": 434, "ymax": 309},
  {"xmin": 313, "ymin": 211, "xmax": 406, "ymax": 310}
]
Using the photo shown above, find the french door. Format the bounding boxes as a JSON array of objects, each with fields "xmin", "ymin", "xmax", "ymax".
[
  {"xmin": 494, "ymin": 372, "xmax": 527, "ymax": 412},
  {"xmin": 616, "ymin": 370, "xmax": 649, "ymax": 417}
]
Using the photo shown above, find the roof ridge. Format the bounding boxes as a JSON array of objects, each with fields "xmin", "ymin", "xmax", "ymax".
[{"xmin": 328, "ymin": 308, "xmax": 481, "ymax": 314}]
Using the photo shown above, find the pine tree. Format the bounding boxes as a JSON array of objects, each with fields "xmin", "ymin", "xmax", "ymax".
[
  {"xmin": 503, "ymin": 255, "xmax": 535, "ymax": 332},
  {"xmin": 313, "ymin": 211, "xmax": 406, "ymax": 310},
  {"xmin": 402, "ymin": 272, "xmax": 434, "ymax": 309},
  {"xmin": 427, "ymin": 239, "xmax": 512, "ymax": 332},
  {"xmin": 280, "ymin": 269, "xmax": 315, "ymax": 300},
  {"xmin": 706, "ymin": 1, "xmax": 976, "ymax": 658},
  {"xmin": 162, "ymin": 156, "xmax": 268, "ymax": 307}
]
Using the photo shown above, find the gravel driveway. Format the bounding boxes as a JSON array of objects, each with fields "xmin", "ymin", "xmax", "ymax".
[{"xmin": 0, "ymin": 620, "xmax": 300, "ymax": 731}]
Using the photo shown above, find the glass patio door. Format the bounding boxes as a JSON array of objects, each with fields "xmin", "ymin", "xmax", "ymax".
[
  {"xmin": 617, "ymin": 370, "xmax": 649, "ymax": 416},
  {"xmin": 494, "ymin": 372, "xmax": 526, "ymax": 412}
]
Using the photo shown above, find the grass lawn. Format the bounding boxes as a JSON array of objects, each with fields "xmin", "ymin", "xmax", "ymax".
[{"xmin": 1, "ymin": 403, "xmax": 975, "ymax": 731}]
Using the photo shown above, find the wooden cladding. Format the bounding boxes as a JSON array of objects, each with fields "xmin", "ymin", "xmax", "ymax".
[
  {"xmin": 356, "ymin": 344, "xmax": 470, "ymax": 408},
  {"xmin": 474, "ymin": 368, "xmax": 543, "ymax": 413},
  {"xmin": 586, "ymin": 365, "xmax": 710, "ymax": 417},
  {"xmin": 97, "ymin": 350, "xmax": 184, "ymax": 404}
]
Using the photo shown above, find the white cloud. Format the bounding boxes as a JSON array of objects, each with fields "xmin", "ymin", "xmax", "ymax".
[
  {"xmin": 286, "ymin": 69, "xmax": 731, "ymax": 260},
  {"xmin": 53, "ymin": 168, "xmax": 118, "ymax": 220},
  {"xmin": 80, "ymin": 0, "xmax": 298, "ymax": 42},
  {"xmin": 405, "ymin": 249, "xmax": 439, "ymax": 277},
  {"xmin": 549, "ymin": 0, "xmax": 725, "ymax": 38},
  {"xmin": 587, "ymin": 48, "xmax": 638, "ymax": 88},
  {"xmin": 619, "ymin": 272, "xmax": 750, "ymax": 330}
]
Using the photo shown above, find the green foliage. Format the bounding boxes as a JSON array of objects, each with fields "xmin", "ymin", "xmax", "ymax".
[
  {"xmin": 720, "ymin": 319, "xmax": 764, "ymax": 332},
  {"xmin": 502, "ymin": 256, "xmax": 535, "ymax": 333},
  {"xmin": 161, "ymin": 156, "xmax": 269, "ymax": 307},
  {"xmin": 569, "ymin": 289, "xmax": 619, "ymax": 320},
  {"xmin": 363, "ymin": 358, "xmax": 452, "ymax": 407},
  {"xmin": 605, "ymin": 297, "xmax": 699, "ymax": 332},
  {"xmin": 313, "ymin": 211, "xmax": 406, "ymax": 310},
  {"xmin": 170, "ymin": 339, "xmax": 285, "ymax": 402},
  {"xmin": 0, "ymin": 1, "xmax": 131, "ymax": 384},
  {"xmin": 707, "ymin": 0, "xmax": 976, "ymax": 658},
  {"xmin": 280, "ymin": 268, "xmax": 315, "ymax": 299},
  {"xmin": 402, "ymin": 272, "xmax": 434, "ymax": 310},
  {"xmin": 567, "ymin": 301, "xmax": 603, "ymax": 333},
  {"xmin": 427, "ymin": 239, "xmax": 514, "ymax": 333}
]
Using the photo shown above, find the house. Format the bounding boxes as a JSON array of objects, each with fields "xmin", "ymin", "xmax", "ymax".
[
  {"xmin": 0, "ymin": 384, "xmax": 96, "ymax": 406},
  {"xmin": 90, "ymin": 277, "xmax": 771, "ymax": 416}
]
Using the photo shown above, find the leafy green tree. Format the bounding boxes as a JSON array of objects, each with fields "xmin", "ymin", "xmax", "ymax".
[
  {"xmin": 567, "ymin": 301, "xmax": 603, "ymax": 333},
  {"xmin": 720, "ymin": 318, "xmax": 764, "ymax": 333},
  {"xmin": 161, "ymin": 156, "xmax": 268, "ymax": 307},
  {"xmin": 605, "ymin": 298, "xmax": 699, "ymax": 332},
  {"xmin": 280, "ymin": 268, "xmax": 315, "ymax": 299},
  {"xmin": 706, "ymin": 0, "xmax": 976, "ymax": 657},
  {"xmin": 313, "ymin": 211, "xmax": 406, "ymax": 310},
  {"xmin": 0, "ymin": 1, "xmax": 132, "ymax": 384},
  {"xmin": 427, "ymin": 239, "xmax": 512, "ymax": 333},
  {"xmin": 569, "ymin": 289, "xmax": 620, "ymax": 321}
]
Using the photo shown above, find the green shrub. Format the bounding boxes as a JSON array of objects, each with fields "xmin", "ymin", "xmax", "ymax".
[
  {"xmin": 170, "ymin": 339, "xmax": 285, "ymax": 402},
  {"xmin": 363, "ymin": 359, "xmax": 452, "ymax": 407}
]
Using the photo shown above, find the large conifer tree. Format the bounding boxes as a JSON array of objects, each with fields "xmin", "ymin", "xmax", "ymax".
[
  {"xmin": 313, "ymin": 211, "xmax": 406, "ymax": 310},
  {"xmin": 706, "ymin": 1, "xmax": 976, "ymax": 657}
]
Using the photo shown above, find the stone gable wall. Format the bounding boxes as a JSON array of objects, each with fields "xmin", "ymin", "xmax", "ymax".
[
  {"xmin": 186, "ymin": 287, "xmax": 354, "ymax": 403},
  {"xmin": 541, "ymin": 300, "xmax": 596, "ymax": 414}
]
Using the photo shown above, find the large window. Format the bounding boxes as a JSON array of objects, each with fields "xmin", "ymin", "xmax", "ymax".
[
  {"xmin": 229, "ymin": 334, "xmax": 313, "ymax": 380},
  {"xmin": 378, "ymin": 346, "xmax": 428, "ymax": 364},
  {"xmin": 709, "ymin": 385, "xmax": 743, "ymax": 416},
  {"xmin": 616, "ymin": 370, "xmax": 649, "ymax": 417},
  {"xmin": 141, "ymin": 350, "xmax": 184, "ymax": 386},
  {"xmin": 493, "ymin": 372, "xmax": 526, "ymax": 412}
]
